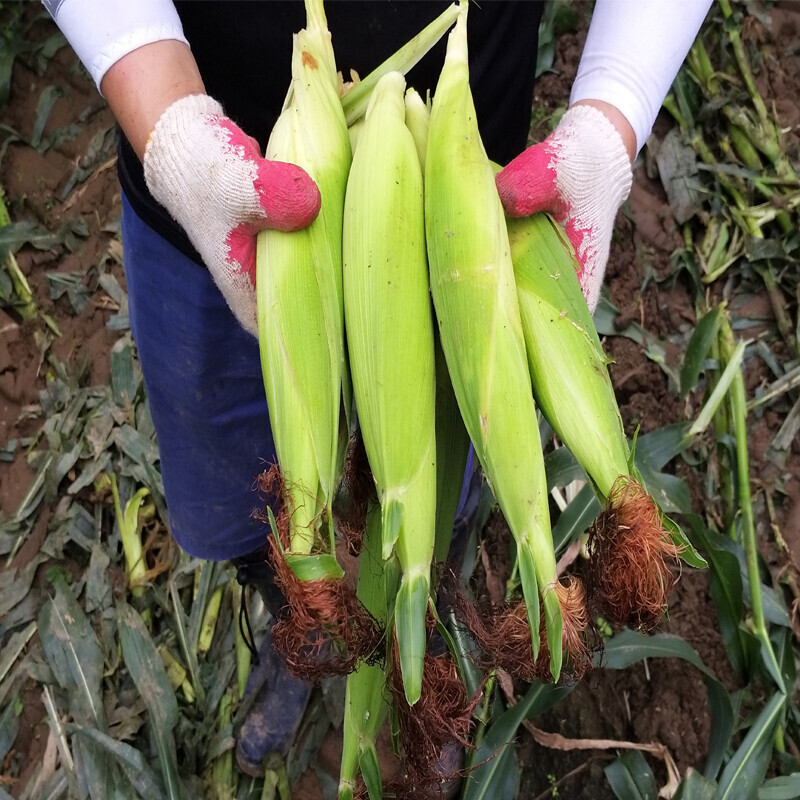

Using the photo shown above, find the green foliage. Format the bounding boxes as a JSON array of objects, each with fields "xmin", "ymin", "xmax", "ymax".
[
  {"xmin": 605, "ymin": 750, "xmax": 658, "ymax": 800},
  {"xmin": 463, "ymin": 683, "xmax": 572, "ymax": 800}
]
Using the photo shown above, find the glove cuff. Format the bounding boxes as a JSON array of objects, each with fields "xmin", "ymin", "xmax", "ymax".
[
  {"xmin": 143, "ymin": 93, "xmax": 225, "ymax": 207},
  {"xmin": 555, "ymin": 105, "xmax": 632, "ymax": 211}
]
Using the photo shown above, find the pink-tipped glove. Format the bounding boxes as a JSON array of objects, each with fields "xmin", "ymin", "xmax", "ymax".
[
  {"xmin": 496, "ymin": 105, "xmax": 633, "ymax": 313},
  {"xmin": 143, "ymin": 94, "xmax": 321, "ymax": 335}
]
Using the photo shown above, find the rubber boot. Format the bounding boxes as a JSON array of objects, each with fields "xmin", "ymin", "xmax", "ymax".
[{"xmin": 232, "ymin": 545, "xmax": 313, "ymax": 777}]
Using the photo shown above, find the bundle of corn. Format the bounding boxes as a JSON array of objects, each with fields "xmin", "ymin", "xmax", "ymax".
[
  {"xmin": 506, "ymin": 210, "xmax": 699, "ymax": 629},
  {"xmin": 424, "ymin": 2, "xmax": 588, "ymax": 683},
  {"xmin": 255, "ymin": 0, "xmax": 380, "ymax": 679}
]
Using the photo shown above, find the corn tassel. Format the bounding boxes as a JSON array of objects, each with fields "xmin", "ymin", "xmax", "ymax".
[
  {"xmin": 343, "ymin": 71, "xmax": 437, "ymax": 703},
  {"xmin": 424, "ymin": 3, "xmax": 562, "ymax": 679},
  {"xmin": 257, "ymin": 0, "xmax": 351, "ymax": 558}
]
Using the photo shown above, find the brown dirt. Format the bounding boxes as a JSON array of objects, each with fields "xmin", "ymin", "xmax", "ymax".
[{"xmin": 1, "ymin": 4, "xmax": 798, "ymax": 800}]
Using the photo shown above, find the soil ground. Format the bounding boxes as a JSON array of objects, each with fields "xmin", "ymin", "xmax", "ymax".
[{"xmin": 1, "ymin": 5, "xmax": 799, "ymax": 800}]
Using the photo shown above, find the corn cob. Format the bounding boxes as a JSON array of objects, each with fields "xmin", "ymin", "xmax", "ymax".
[
  {"xmin": 257, "ymin": 0, "xmax": 350, "ymax": 556},
  {"xmin": 343, "ymin": 70, "xmax": 437, "ymax": 704},
  {"xmin": 424, "ymin": 3, "xmax": 563, "ymax": 679},
  {"xmin": 507, "ymin": 211, "xmax": 689, "ymax": 629},
  {"xmin": 405, "ymin": 85, "xmax": 470, "ymax": 567},
  {"xmin": 507, "ymin": 213, "xmax": 629, "ymax": 502},
  {"xmin": 256, "ymin": 0, "xmax": 383, "ymax": 679}
]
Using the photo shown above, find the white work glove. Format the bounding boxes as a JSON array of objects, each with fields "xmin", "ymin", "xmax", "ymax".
[
  {"xmin": 144, "ymin": 94, "xmax": 321, "ymax": 335},
  {"xmin": 495, "ymin": 105, "xmax": 632, "ymax": 313}
]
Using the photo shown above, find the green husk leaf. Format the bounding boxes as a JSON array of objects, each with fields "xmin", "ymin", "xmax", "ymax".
[
  {"xmin": 382, "ymin": 497, "xmax": 403, "ymax": 560},
  {"xmin": 358, "ymin": 745, "xmax": 383, "ymax": 800},
  {"xmin": 394, "ymin": 573, "xmax": 429, "ymax": 705},
  {"xmin": 340, "ymin": 3, "xmax": 459, "ymax": 124},
  {"xmin": 433, "ymin": 334, "xmax": 471, "ymax": 564},
  {"xmin": 283, "ymin": 552, "xmax": 345, "ymax": 581}
]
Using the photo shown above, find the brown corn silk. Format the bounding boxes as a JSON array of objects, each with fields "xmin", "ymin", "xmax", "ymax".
[
  {"xmin": 587, "ymin": 476, "xmax": 681, "ymax": 631},
  {"xmin": 254, "ymin": 467, "xmax": 383, "ymax": 681},
  {"xmin": 454, "ymin": 576, "xmax": 593, "ymax": 684}
]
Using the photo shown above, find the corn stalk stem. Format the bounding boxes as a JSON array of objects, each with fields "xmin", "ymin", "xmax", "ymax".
[
  {"xmin": 110, "ymin": 476, "xmax": 151, "ymax": 626},
  {"xmin": 339, "ymin": 506, "xmax": 393, "ymax": 798},
  {"xmin": 661, "ymin": 94, "xmax": 763, "ymax": 240},
  {"xmin": 711, "ymin": 335, "xmax": 735, "ymax": 528},
  {"xmin": 211, "ymin": 689, "xmax": 234, "ymax": 795},
  {"xmin": 718, "ymin": 0, "xmax": 779, "ymax": 157},
  {"xmin": 231, "ymin": 581, "xmax": 251, "ymax": 700},
  {"xmin": 719, "ymin": 314, "xmax": 784, "ymax": 691},
  {"xmin": 304, "ymin": 0, "xmax": 327, "ymax": 32},
  {"xmin": 198, "ymin": 584, "xmax": 223, "ymax": 655},
  {"xmin": 747, "ymin": 364, "xmax": 800, "ymax": 411}
]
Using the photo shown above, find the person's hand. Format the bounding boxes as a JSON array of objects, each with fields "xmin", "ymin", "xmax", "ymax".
[
  {"xmin": 144, "ymin": 94, "xmax": 321, "ymax": 335},
  {"xmin": 496, "ymin": 104, "xmax": 633, "ymax": 313}
]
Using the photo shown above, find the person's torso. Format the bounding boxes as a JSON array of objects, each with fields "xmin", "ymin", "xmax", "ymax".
[{"xmin": 119, "ymin": 1, "xmax": 543, "ymax": 264}]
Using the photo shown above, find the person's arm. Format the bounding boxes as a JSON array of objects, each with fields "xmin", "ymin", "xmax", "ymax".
[
  {"xmin": 569, "ymin": 0, "xmax": 714, "ymax": 158},
  {"xmin": 571, "ymin": 99, "xmax": 636, "ymax": 163},
  {"xmin": 101, "ymin": 39, "xmax": 204, "ymax": 161},
  {"xmin": 496, "ymin": 0, "xmax": 713, "ymax": 312},
  {"xmin": 43, "ymin": 0, "xmax": 320, "ymax": 336}
]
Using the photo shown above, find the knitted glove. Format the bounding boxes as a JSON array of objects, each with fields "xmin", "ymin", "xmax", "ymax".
[
  {"xmin": 496, "ymin": 105, "xmax": 632, "ymax": 312},
  {"xmin": 144, "ymin": 94, "xmax": 320, "ymax": 335}
]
